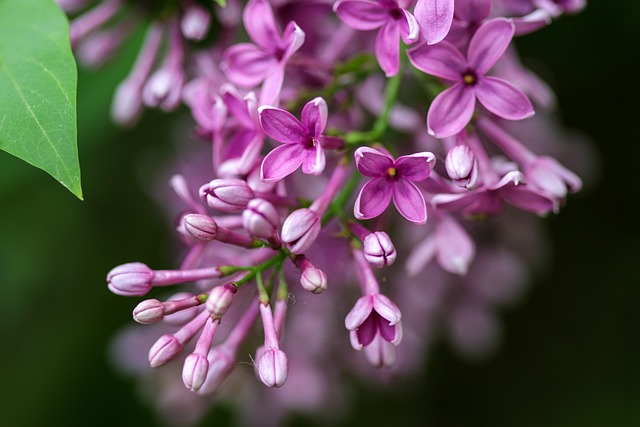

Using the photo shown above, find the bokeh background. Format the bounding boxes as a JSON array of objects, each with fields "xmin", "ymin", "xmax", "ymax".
[{"xmin": 1, "ymin": 0, "xmax": 638, "ymax": 425}]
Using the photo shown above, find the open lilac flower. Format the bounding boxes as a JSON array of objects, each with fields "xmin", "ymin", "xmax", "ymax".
[
  {"xmin": 259, "ymin": 97, "xmax": 342, "ymax": 182},
  {"xmin": 333, "ymin": 0, "xmax": 419, "ymax": 77},
  {"xmin": 408, "ymin": 18, "xmax": 534, "ymax": 137},
  {"xmin": 222, "ymin": 0, "xmax": 305, "ymax": 104},
  {"xmin": 354, "ymin": 147, "xmax": 435, "ymax": 224}
]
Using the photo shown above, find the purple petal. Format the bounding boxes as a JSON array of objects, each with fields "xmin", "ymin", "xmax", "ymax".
[
  {"xmin": 395, "ymin": 152, "xmax": 436, "ymax": 181},
  {"xmin": 333, "ymin": 0, "xmax": 388, "ymax": 30},
  {"xmin": 377, "ymin": 315, "xmax": 398, "ymax": 342},
  {"xmin": 363, "ymin": 334, "xmax": 397, "ymax": 367},
  {"xmin": 345, "ymin": 295, "xmax": 374, "ymax": 330},
  {"xmin": 301, "ymin": 144, "xmax": 326, "ymax": 175},
  {"xmin": 281, "ymin": 22, "xmax": 306, "ymax": 61},
  {"xmin": 454, "ymin": 0, "xmax": 491, "ymax": 23},
  {"xmin": 399, "ymin": 9, "xmax": 420, "ymax": 44},
  {"xmin": 414, "ymin": 0, "xmax": 454, "ymax": 45},
  {"xmin": 354, "ymin": 178, "xmax": 393, "ymax": 220},
  {"xmin": 392, "ymin": 179, "xmax": 427, "ymax": 224},
  {"xmin": 319, "ymin": 135, "xmax": 345, "ymax": 149},
  {"xmin": 427, "ymin": 82, "xmax": 476, "ymax": 138},
  {"xmin": 301, "ymin": 97, "xmax": 328, "ymax": 137},
  {"xmin": 435, "ymin": 215, "xmax": 475, "ymax": 275},
  {"xmin": 260, "ymin": 144, "xmax": 305, "ymax": 182},
  {"xmin": 354, "ymin": 146, "xmax": 394, "ymax": 178},
  {"xmin": 375, "ymin": 21, "xmax": 401, "ymax": 77},
  {"xmin": 260, "ymin": 66, "xmax": 285, "ymax": 105},
  {"xmin": 405, "ymin": 236, "xmax": 437, "ymax": 277},
  {"xmin": 431, "ymin": 191, "xmax": 482, "ymax": 211},
  {"xmin": 512, "ymin": 9, "xmax": 551, "ymax": 36},
  {"xmin": 467, "ymin": 18, "xmax": 514, "ymax": 75},
  {"xmin": 475, "ymin": 76, "xmax": 534, "ymax": 120},
  {"xmin": 220, "ymin": 85, "xmax": 254, "ymax": 129},
  {"xmin": 243, "ymin": 0, "xmax": 281, "ymax": 50},
  {"xmin": 372, "ymin": 293, "xmax": 402, "ymax": 325},
  {"xmin": 500, "ymin": 185, "xmax": 556, "ymax": 215},
  {"xmin": 407, "ymin": 41, "xmax": 466, "ymax": 81},
  {"xmin": 258, "ymin": 106, "xmax": 307, "ymax": 144},
  {"xmin": 356, "ymin": 313, "xmax": 377, "ymax": 346},
  {"xmin": 222, "ymin": 44, "xmax": 274, "ymax": 88}
]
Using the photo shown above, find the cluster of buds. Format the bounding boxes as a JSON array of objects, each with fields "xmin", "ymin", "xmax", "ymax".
[{"xmin": 77, "ymin": 0, "xmax": 589, "ymax": 424}]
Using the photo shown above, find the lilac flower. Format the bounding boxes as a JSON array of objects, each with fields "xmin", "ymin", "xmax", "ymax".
[
  {"xmin": 354, "ymin": 147, "xmax": 435, "ymax": 224},
  {"xmin": 346, "ymin": 293, "xmax": 403, "ymax": 350},
  {"xmin": 333, "ymin": 0, "xmax": 419, "ymax": 76},
  {"xmin": 259, "ymin": 97, "xmax": 342, "ymax": 182},
  {"xmin": 414, "ymin": 0, "xmax": 454, "ymax": 45},
  {"xmin": 222, "ymin": 0, "xmax": 305, "ymax": 104},
  {"xmin": 408, "ymin": 18, "xmax": 534, "ymax": 137}
]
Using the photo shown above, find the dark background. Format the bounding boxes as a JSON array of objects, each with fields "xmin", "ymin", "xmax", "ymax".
[{"xmin": 1, "ymin": 0, "xmax": 638, "ymax": 425}]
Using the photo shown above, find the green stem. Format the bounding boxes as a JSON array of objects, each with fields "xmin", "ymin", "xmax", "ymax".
[{"xmin": 232, "ymin": 250, "xmax": 288, "ymax": 288}]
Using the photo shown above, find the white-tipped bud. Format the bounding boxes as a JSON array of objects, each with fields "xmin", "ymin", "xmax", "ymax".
[
  {"xmin": 149, "ymin": 334, "xmax": 183, "ymax": 368},
  {"xmin": 199, "ymin": 179, "xmax": 255, "ymax": 212},
  {"xmin": 132, "ymin": 299, "xmax": 165, "ymax": 324},
  {"xmin": 257, "ymin": 348, "xmax": 288, "ymax": 388},
  {"xmin": 182, "ymin": 353, "xmax": 209, "ymax": 392},
  {"xmin": 445, "ymin": 144, "xmax": 478, "ymax": 189},
  {"xmin": 183, "ymin": 214, "xmax": 218, "ymax": 241},
  {"xmin": 363, "ymin": 231, "xmax": 397, "ymax": 268},
  {"xmin": 206, "ymin": 284, "xmax": 237, "ymax": 318},
  {"xmin": 242, "ymin": 199, "xmax": 280, "ymax": 239}
]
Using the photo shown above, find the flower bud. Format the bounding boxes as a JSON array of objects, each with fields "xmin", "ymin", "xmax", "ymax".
[
  {"xmin": 198, "ymin": 347, "xmax": 236, "ymax": 395},
  {"xmin": 363, "ymin": 231, "xmax": 397, "ymax": 268},
  {"xmin": 142, "ymin": 67, "xmax": 184, "ymax": 111},
  {"xmin": 149, "ymin": 334, "xmax": 183, "ymax": 368},
  {"xmin": 300, "ymin": 266, "xmax": 327, "ymax": 294},
  {"xmin": 111, "ymin": 79, "xmax": 143, "ymax": 128},
  {"xmin": 180, "ymin": 3, "xmax": 211, "ymax": 41},
  {"xmin": 281, "ymin": 208, "xmax": 321, "ymax": 254},
  {"xmin": 206, "ymin": 283, "xmax": 237, "ymax": 318},
  {"xmin": 182, "ymin": 353, "xmax": 209, "ymax": 392},
  {"xmin": 132, "ymin": 299, "xmax": 165, "ymax": 324},
  {"xmin": 199, "ymin": 179, "xmax": 255, "ymax": 212},
  {"xmin": 257, "ymin": 348, "xmax": 288, "ymax": 388},
  {"xmin": 183, "ymin": 214, "xmax": 218, "ymax": 241},
  {"xmin": 107, "ymin": 262, "xmax": 154, "ymax": 296},
  {"xmin": 445, "ymin": 144, "xmax": 478, "ymax": 189},
  {"xmin": 242, "ymin": 199, "xmax": 280, "ymax": 239}
]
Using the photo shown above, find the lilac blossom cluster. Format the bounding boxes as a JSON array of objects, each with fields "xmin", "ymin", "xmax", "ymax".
[{"xmin": 64, "ymin": 0, "xmax": 587, "ymax": 424}]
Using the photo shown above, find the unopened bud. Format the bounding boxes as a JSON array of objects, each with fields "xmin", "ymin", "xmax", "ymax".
[
  {"xmin": 363, "ymin": 231, "xmax": 397, "ymax": 268},
  {"xmin": 181, "ymin": 3, "xmax": 211, "ymax": 41},
  {"xmin": 149, "ymin": 334, "xmax": 183, "ymax": 368},
  {"xmin": 206, "ymin": 283, "xmax": 237, "ymax": 318},
  {"xmin": 281, "ymin": 208, "xmax": 321, "ymax": 254},
  {"xmin": 132, "ymin": 299, "xmax": 165, "ymax": 324},
  {"xmin": 182, "ymin": 353, "xmax": 209, "ymax": 392},
  {"xmin": 107, "ymin": 262, "xmax": 154, "ymax": 296},
  {"xmin": 242, "ymin": 198, "xmax": 280, "ymax": 239},
  {"xmin": 257, "ymin": 348, "xmax": 288, "ymax": 388},
  {"xmin": 445, "ymin": 144, "xmax": 478, "ymax": 189},
  {"xmin": 199, "ymin": 179, "xmax": 254, "ymax": 212},
  {"xmin": 183, "ymin": 214, "xmax": 218, "ymax": 241}
]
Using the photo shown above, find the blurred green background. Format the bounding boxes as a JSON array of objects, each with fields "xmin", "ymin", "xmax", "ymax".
[{"xmin": 1, "ymin": 0, "xmax": 638, "ymax": 425}]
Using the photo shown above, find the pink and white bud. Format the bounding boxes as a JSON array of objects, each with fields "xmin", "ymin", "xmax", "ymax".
[
  {"xmin": 142, "ymin": 67, "xmax": 184, "ymax": 111},
  {"xmin": 445, "ymin": 144, "xmax": 478, "ymax": 190},
  {"xmin": 111, "ymin": 79, "xmax": 143, "ymax": 128},
  {"xmin": 107, "ymin": 262, "xmax": 154, "ymax": 296},
  {"xmin": 242, "ymin": 199, "xmax": 280, "ymax": 239},
  {"xmin": 182, "ymin": 214, "xmax": 218, "ymax": 241},
  {"xmin": 181, "ymin": 3, "xmax": 211, "ymax": 41},
  {"xmin": 206, "ymin": 283, "xmax": 237, "ymax": 318},
  {"xmin": 182, "ymin": 353, "xmax": 209, "ymax": 392},
  {"xmin": 149, "ymin": 334, "xmax": 183, "ymax": 368},
  {"xmin": 293, "ymin": 255, "xmax": 327, "ymax": 294},
  {"xmin": 132, "ymin": 299, "xmax": 165, "ymax": 324},
  {"xmin": 281, "ymin": 208, "xmax": 321, "ymax": 254},
  {"xmin": 257, "ymin": 348, "xmax": 288, "ymax": 388},
  {"xmin": 198, "ymin": 347, "xmax": 236, "ymax": 395},
  {"xmin": 199, "ymin": 179, "xmax": 255, "ymax": 212},
  {"xmin": 363, "ymin": 231, "xmax": 397, "ymax": 268}
]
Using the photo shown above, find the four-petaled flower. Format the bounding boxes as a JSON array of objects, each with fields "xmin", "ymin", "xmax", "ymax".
[
  {"xmin": 408, "ymin": 18, "xmax": 535, "ymax": 138},
  {"xmin": 334, "ymin": 0, "xmax": 420, "ymax": 77},
  {"xmin": 259, "ymin": 97, "xmax": 342, "ymax": 182},
  {"xmin": 354, "ymin": 146, "xmax": 435, "ymax": 224}
]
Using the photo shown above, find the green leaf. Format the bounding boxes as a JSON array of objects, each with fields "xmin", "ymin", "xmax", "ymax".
[
  {"xmin": 213, "ymin": 0, "xmax": 227, "ymax": 7},
  {"xmin": 0, "ymin": 0, "xmax": 82, "ymax": 199}
]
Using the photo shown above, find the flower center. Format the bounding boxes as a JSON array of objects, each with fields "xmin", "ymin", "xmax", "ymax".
[
  {"xmin": 389, "ymin": 8, "xmax": 404, "ymax": 20},
  {"xmin": 304, "ymin": 137, "xmax": 316, "ymax": 149},
  {"xmin": 462, "ymin": 70, "xmax": 478, "ymax": 86},
  {"xmin": 387, "ymin": 167, "xmax": 397, "ymax": 179}
]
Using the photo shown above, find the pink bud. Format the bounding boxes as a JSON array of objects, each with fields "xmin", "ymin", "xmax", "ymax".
[
  {"xmin": 199, "ymin": 179, "xmax": 254, "ymax": 212},
  {"xmin": 363, "ymin": 231, "xmax": 396, "ymax": 268},
  {"xmin": 257, "ymin": 348, "xmax": 288, "ymax": 388},
  {"xmin": 206, "ymin": 284, "xmax": 237, "ymax": 318},
  {"xmin": 183, "ymin": 214, "xmax": 218, "ymax": 241},
  {"xmin": 198, "ymin": 347, "xmax": 236, "ymax": 395},
  {"xmin": 181, "ymin": 3, "xmax": 211, "ymax": 41},
  {"xmin": 149, "ymin": 334, "xmax": 183, "ymax": 368},
  {"xmin": 107, "ymin": 262, "xmax": 154, "ymax": 296},
  {"xmin": 182, "ymin": 353, "xmax": 209, "ymax": 392},
  {"xmin": 132, "ymin": 299, "xmax": 165, "ymax": 324},
  {"xmin": 242, "ymin": 199, "xmax": 280, "ymax": 239},
  {"xmin": 142, "ymin": 67, "xmax": 184, "ymax": 111},
  {"xmin": 281, "ymin": 208, "xmax": 321, "ymax": 254},
  {"xmin": 111, "ymin": 79, "xmax": 143, "ymax": 128},
  {"xmin": 445, "ymin": 144, "xmax": 478, "ymax": 189},
  {"xmin": 300, "ymin": 265, "xmax": 327, "ymax": 294}
]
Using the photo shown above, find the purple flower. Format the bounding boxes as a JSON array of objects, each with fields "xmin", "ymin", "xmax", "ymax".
[
  {"xmin": 354, "ymin": 146, "xmax": 435, "ymax": 224},
  {"xmin": 222, "ymin": 0, "xmax": 305, "ymax": 104},
  {"xmin": 333, "ymin": 0, "xmax": 419, "ymax": 77},
  {"xmin": 408, "ymin": 18, "xmax": 534, "ymax": 137},
  {"xmin": 259, "ymin": 97, "xmax": 342, "ymax": 182},
  {"xmin": 414, "ymin": 0, "xmax": 454, "ymax": 45}
]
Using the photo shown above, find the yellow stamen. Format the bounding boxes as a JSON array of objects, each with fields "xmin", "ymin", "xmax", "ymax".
[
  {"xmin": 387, "ymin": 167, "xmax": 397, "ymax": 177},
  {"xmin": 463, "ymin": 74, "xmax": 475, "ymax": 85}
]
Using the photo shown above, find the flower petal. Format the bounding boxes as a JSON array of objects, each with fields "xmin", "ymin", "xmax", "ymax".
[
  {"xmin": 356, "ymin": 313, "xmax": 377, "ymax": 346},
  {"xmin": 375, "ymin": 21, "xmax": 401, "ymax": 77},
  {"xmin": 500, "ymin": 185, "xmax": 556, "ymax": 215},
  {"xmin": 407, "ymin": 41, "xmax": 466, "ymax": 81},
  {"xmin": 222, "ymin": 44, "xmax": 274, "ymax": 88},
  {"xmin": 281, "ymin": 21, "xmax": 306, "ymax": 61},
  {"xmin": 345, "ymin": 295, "xmax": 374, "ymax": 330},
  {"xmin": 399, "ymin": 9, "xmax": 420, "ymax": 44},
  {"xmin": 392, "ymin": 179, "xmax": 427, "ymax": 224},
  {"xmin": 467, "ymin": 18, "xmax": 514, "ymax": 75},
  {"xmin": 333, "ymin": 0, "xmax": 388, "ymax": 30},
  {"xmin": 243, "ymin": 0, "xmax": 281, "ymax": 50},
  {"xmin": 414, "ymin": 0, "xmax": 454, "ymax": 45},
  {"xmin": 372, "ymin": 293, "xmax": 402, "ymax": 325},
  {"xmin": 301, "ymin": 97, "xmax": 328, "ymax": 137},
  {"xmin": 260, "ymin": 66, "xmax": 285, "ymax": 105},
  {"xmin": 354, "ymin": 177, "xmax": 393, "ymax": 220},
  {"xmin": 301, "ymin": 144, "xmax": 326, "ymax": 175},
  {"xmin": 260, "ymin": 144, "xmax": 304, "ymax": 182},
  {"xmin": 395, "ymin": 152, "xmax": 436, "ymax": 181},
  {"xmin": 475, "ymin": 76, "xmax": 534, "ymax": 120},
  {"xmin": 454, "ymin": 0, "xmax": 491, "ymax": 23},
  {"xmin": 354, "ymin": 146, "xmax": 394, "ymax": 177},
  {"xmin": 258, "ymin": 105, "xmax": 307, "ymax": 144},
  {"xmin": 427, "ymin": 82, "xmax": 476, "ymax": 138},
  {"xmin": 363, "ymin": 334, "xmax": 397, "ymax": 367},
  {"xmin": 435, "ymin": 215, "xmax": 475, "ymax": 275}
]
